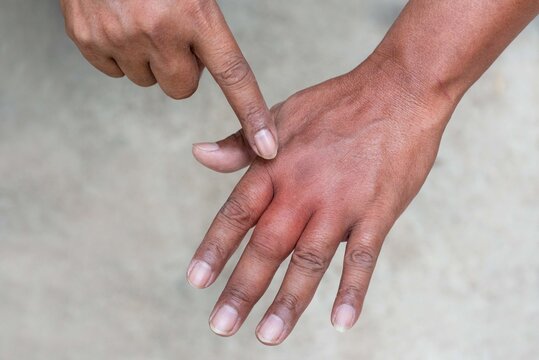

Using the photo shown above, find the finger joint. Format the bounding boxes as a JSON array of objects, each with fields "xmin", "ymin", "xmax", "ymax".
[
  {"xmin": 274, "ymin": 293, "xmax": 300, "ymax": 314},
  {"xmin": 200, "ymin": 238, "xmax": 228, "ymax": 264},
  {"xmin": 291, "ymin": 247, "xmax": 329, "ymax": 275},
  {"xmin": 214, "ymin": 55, "xmax": 253, "ymax": 88},
  {"xmin": 248, "ymin": 231, "xmax": 288, "ymax": 262},
  {"xmin": 225, "ymin": 286, "xmax": 255, "ymax": 306},
  {"xmin": 244, "ymin": 105, "xmax": 267, "ymax": 131},
  {"xmin": 218, "ymin": 195, "xmax": 253, "ymax": 231},
  {"xmin": 338, "ymin": 284, "xmax": 367, "ymax": 304},
  {"xmin": 346, "ymin": 245, "xmax": 377, "ymax": 272}
]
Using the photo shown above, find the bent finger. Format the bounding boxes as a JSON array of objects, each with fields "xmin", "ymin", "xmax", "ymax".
[
  {"xmin": 115, "ymin": 56, "xmax": 157, "ymax": 87},
  {"xmin": 150, "ymin": 50, "xmax": 203, "ymax": 99},
  {"xmin": 78, "ymin": 47, "xmax": 125, "ymax": 78}
]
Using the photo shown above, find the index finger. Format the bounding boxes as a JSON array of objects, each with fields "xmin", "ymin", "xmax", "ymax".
[
  {"xmin": 192, "ymin": 5, "xmax": 278, "ymax": 159},
  {"xmin": 186, "ymin": 164, "xmax": 273, "ymax": 289}
]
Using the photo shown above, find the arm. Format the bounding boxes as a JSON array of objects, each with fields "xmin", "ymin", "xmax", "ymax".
[
  {"xmin": 194, "ymin": 0, "xmax": 539, "ymax": 172},
  {"xmin": 189, "ymin": 0, "xmax": 538, "ymax": 345},
  {"xmin": 60, "ymin": 0, "xmax": 278, "ymax": 159},
  {"xmin": 375, "ymin": 0, "xmax": 538, "ymax": 105}
]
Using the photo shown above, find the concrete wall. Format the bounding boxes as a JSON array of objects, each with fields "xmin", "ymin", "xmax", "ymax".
[{"xmin": 0, "ymin": 1, "xmax": 537, "ymax": 359}]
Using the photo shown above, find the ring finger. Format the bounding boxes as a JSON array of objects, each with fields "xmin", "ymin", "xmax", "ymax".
[
  {"xmin": 150, "ymin": 49, "xmax": 204, "ymax": 99},
  {"xmin": 78, "ymin": 47, "xmax": 125, "ymax": 78},
  {"xmin": 256, "ymin": 212, "xmax": 347, "ymax": 345},
  {"xmin": 114, "ymin": 54, "xmax": 157, "ymax": 87}
]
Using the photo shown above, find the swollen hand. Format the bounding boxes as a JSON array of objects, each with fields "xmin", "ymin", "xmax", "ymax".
[{"xmin": 190, "ymin": 55, "xmax": 456, "ymax": 344}]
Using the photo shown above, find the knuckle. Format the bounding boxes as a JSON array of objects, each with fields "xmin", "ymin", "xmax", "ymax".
[
  {"xmin": 134, "ymin": 77, "xmax": 157, "ymax": 87},
  {"xmin": 215, "ymin": 55, "xmax": 253, "ymax": 88},
  {"xmin": 100, "ymin": 67, "xmax": 123, "ymax": 78},
  {"xmin": 135, "ymin": 14, "xmax": 161, "ymax": 38},
  {"xmin": 218, "ymin": 194, "xmax": 253, "ymax": 231},
  {"xmin": 225, "ymin": 286, "xmax": 254, "ymax": 305},
  {"xmin": 187, "ymin": 0, "xmax": 218, "ymax": 30},
  {"xmin": 168, "ymin": 87, "xmax": 197, "ymax": 100},
  {"xmin": 274, "ymin": 293, "xmax": 300, "ymax": 314},
  {"xmin": 187, "ymin": 0, "xmax": 212, "ymax": 16},
  {"xmin": 244, "ymin": 105, "xmax": 267, "ymax": 129},
  {"xmin": 107, "ymin": 70, "xmax": 125, "ymax": 79},
  {"xmin": 72, "ymin": 27, "xmax": 94, "ymax": 49},
  {"xmin": 166, "ymin": 78, "xmax": 199, "ymax": 100},
  {"xmin": 201, "ymin": 238, "xmax": 228, "ymax": 263},
  {"xmin": 291, "ymin": 247, "xmax": 329, "ymax": 274},
  {"xmin": 338, "ymin": 284, "xmax": 367, "ymax": 303},
  {"xmin": 102, "ymin": 24, "xmax": 125, "ymax": 47},
  {"xmin": 248, "ymin": 231, "xmax": 287, "ymax": 261},
  {"xmin": 346, "ymin": 245, "xmax": 377, "ymax": 271}
]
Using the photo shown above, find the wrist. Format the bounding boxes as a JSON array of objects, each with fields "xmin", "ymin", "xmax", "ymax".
[
  {"xmin": 346, "ymin": 50, "xmax": 458, "ymax": 131},
  {"xmin": 370, "ymin": 41, "xmax": 469, "ymax": 106},
  {"xmin": 363, "ymin": 0, "xmax": 539, "ymax": 116}
]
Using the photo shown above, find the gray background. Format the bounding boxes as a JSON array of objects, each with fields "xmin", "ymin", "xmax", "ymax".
[{"xmin": 0, "ymin": 0, "xmax": 538, "ymax": 359}]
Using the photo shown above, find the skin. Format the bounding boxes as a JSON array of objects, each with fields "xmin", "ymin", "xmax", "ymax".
[
  {"xmin": 190, "ymin": 57, "xmax": 454, "ymax": 344},
  {"xmin": 60, "ymin": 0, "xmax": 279, "ymax": 159},
  {"xmin": 188, "ymin": 0, "xmax": 539, "ymax": 345}
]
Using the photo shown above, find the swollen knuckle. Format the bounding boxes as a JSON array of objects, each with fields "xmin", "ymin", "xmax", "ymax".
[
  {"xmin": 248, "ymin": 232, "xmax": 285, "ymax": 261},
  {"xmin": 291, "ymin": 247, "xmax": 328, "ymax": 274},
  {"xmin": 215, "ymin": 55, "xmax": 253, "ymax": 88},
  {"xmin": 347, "ymin": 245, "xmax": 377, "ymax": 271},
  {"xmin": 219, "ymin": 195, "xmax": 253, "ymax": 230},
  {"xmin": 275, "ymin": 293, "xmax": 300, "ymax": 313}
]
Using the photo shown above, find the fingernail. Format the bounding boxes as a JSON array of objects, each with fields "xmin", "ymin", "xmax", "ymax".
[
  {"xmin": 332, "ymin": 304, "xmax": 356, "ymax": 333},
  {"xmin": 193, "ymin": 142, "xmax": 219, "ymax": 152},
  {"xmin": 254, "ymin": 129, "xmax": 277, "ymax": 159},
  {"xmin": 257, "ymin": 314, "xmax": 285, "ymax": 344},
  {"xmin": 187, "ymin": 260, "xmax": 212, "ymax": 289},
  {"xmin": 210, "ymin": 304, "xmax": 239, "ymax": 336}
]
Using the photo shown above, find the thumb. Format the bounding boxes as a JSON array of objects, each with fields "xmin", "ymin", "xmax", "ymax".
[{"xmin": 192, "ymin": 130, "xmax": 256, "ymax": 173}]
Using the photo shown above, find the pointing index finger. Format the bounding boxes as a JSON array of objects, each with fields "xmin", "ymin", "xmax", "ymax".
[{"xmin": 193, "ymin": 6, "xmax": 278, "ymax": 159}]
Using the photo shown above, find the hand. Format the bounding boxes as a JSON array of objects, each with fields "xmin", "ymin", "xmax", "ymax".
[
  {"xmin": 187, "ymin": 53, "xmax": 457, "ymax": 345},
  {"xmin": 60, "ymin": 0, "xmax": 278, "ymax": 159}
]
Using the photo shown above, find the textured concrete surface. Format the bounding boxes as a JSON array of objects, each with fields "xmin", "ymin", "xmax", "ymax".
[{"xmin": 0, "ymin": 1, "xmax": 538, "ymax": 359}]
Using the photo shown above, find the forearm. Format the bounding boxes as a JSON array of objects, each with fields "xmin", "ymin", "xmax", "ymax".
[{"xmin": 367, "ymin": 0, "xmax": 538, "ymax": 106}]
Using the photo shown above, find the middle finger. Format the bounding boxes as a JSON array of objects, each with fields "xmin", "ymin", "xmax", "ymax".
[
  {"xmin": 208, "ymin": 200, "xmax": 310, "ymax": 336},
  {"xmin": 256, "ymin": 212, "xmax": 346, "ymax": 345}
]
